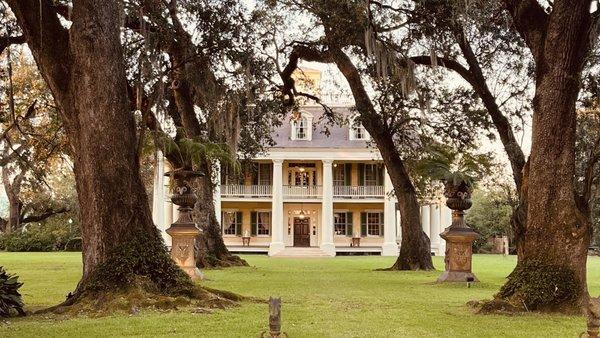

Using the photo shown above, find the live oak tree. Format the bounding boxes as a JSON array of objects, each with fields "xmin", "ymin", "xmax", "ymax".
[
  {"xmin": 119, "ymin": 0, "xmax": 282, "ymax": 268},
  {"xmin": 488, "ymin": 0, "xmax": 600, "ymax": 313},
  {"xmin": 0, "ymin": 0, "xmax": 237, "ymax": 310},
  {"xmin": 267, "ymin": 0, "xmax": 491, "ymax": 270},
  {"xmin": 367, "ymin": 0, "xmax": 532, "ymax": 258}
]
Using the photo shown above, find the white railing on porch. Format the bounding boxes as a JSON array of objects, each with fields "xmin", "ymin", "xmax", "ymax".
[
  {"xmin": 221, "ymin": 185, "xmax": 272, "ymax": 197},
  {"xmin": 333, "ymin": 185, "xmax": 384, "ymax": 198},
  {"xmin": 283, "ymin": 185, "xmax": 322, "ymax": 199}
]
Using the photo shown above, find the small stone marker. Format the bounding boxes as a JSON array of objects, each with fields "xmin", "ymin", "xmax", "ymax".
[{"xmin": 261, "ymin": 297, "xmax": 288, "ymax": 338}]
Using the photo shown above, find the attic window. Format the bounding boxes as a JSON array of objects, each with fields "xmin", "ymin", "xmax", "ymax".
[
  {"xmin": 349, "ymin": 117, "xmax": 370, "ymax": 140},
  {"xmin": 296, "ymin": 116, "xmax": 308, "ymax": 140},
  {"xmin": 291, "ymin": 112, "xmax": 313, "ymax": 141}
]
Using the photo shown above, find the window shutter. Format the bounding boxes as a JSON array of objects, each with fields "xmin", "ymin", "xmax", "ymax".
[
  {"xmin": 236, "ymin": 212, "xmax": 243, "ymax": 236},
  {"xmin": 346, "ymin": 212, "xmax": 353, "ymax": 237},
  {"xmin": 377, "ymin": 165, "xmax": 384, "ymax": 185},
  {"xmin": 380, "ymin": 212, "xmax": 384, "ymax": 237},
  {"xmin": 360, "ymin": 212, "xmax": 367, "ymax": 237},
  {"xmin": 344, "ymin": 163, "xmax": 352, "ymax": 186},
  {"xmin": 358, "ymin": 164, "xmax": 365, "ymax": 186},
  {"xmin": 251, "ymin": 211, "xmax": 257, "ymax": 236}
]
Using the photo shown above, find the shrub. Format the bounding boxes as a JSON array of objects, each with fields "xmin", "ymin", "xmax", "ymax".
[
  {"xmin": 0, "ymin": 266, "xmax": 25, "ymax": 317},
  {"xmin": 0, "ymin": 216, "xmax": 80, "ymax": 252},
  {"xmin": 465, "ymin": 188, "xmax": 514, "ymax": 252}
]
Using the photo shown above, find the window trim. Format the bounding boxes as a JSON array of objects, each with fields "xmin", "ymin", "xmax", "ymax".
[
  {"xmin": 221, "ymin": 210, "xmax": 241, "ymax": 237},
  {"xmin": 365, "ymin": 211, "xmax": 383, "ymax": 237},
  {"xmin": 255, "ymin": 211, "xmax": 271, "ymax": 237},
  {"xmin": 333, "ymin": 211, "xmax": 351, "ymax": 236},
  {"xmin": 290, "ymin": 112, "xmax": 313, "ymax": 141}
]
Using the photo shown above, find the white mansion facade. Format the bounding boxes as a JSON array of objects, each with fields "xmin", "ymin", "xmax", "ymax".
[{"xmin": 151, "ymin": 104, "xmax": 452, "ymax": 257}]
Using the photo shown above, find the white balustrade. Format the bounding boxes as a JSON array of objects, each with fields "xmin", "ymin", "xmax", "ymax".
[
  {"xmin": 283, "ymin": 185, "xmax": 322, "ymax": 198},
  {"xmin": 220, "ymin": 185, "xmax": 272, "ymax": 197},
  {"xmin": 332, "ymin": 185, "xmax": 384, "ymax": 198},
  {"xmin": 220, "ymin": 184, "xmax": 385, "ymax": 199}
]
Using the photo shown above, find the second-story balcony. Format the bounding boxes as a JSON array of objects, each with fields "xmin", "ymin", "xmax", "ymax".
[
  {"xmin": 221, "ymin": 185, "xmax": 272, "ymax": 198},
  {"xmin": 220, "ymin": 184, "xmax": 384, "ymax": 200},
  {"xmin": 283, "ymin": 185, "xmax": 322, "ymax": 199},
  {"xmin": 333, "ymin": 185, "xmax": 384, "ymax": 199}
]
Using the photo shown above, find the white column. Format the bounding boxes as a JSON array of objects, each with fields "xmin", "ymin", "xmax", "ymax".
[
  {"xmin": 440, "ymin": 204, "xmax": 452, "ymax": 256},
  {"xmin": 152, "ymin": 151, "xmax": 168, "ymax": 244},
  {"xmin": 320, "ymin": 160, "xmax": 335, "ymax": 256},
  {"xmin": 421, "ymin": 205, "xmax": 431, "ymax": 238},
  {"xmin": 213, "ymin": 161, "xmax": 221, "ymax": 227},
  {"xmin": 430, "ymin": 203, "xmax": 441, "ymax": 255},
  {"xmin": 269, "ymin": 159, "xmax": 285, "ymax": 256},
  {"xmin": 382, "ymin": 168, "xmax": 399, "ymax": 256}
]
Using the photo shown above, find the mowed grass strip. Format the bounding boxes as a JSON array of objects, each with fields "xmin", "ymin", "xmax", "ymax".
[{"xmin": 0, "ymin": 252, "xmax": 597, "ymax": 337}]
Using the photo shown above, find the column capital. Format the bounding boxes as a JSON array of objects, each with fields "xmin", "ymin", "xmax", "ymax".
[
  {"xmin": 272, "ymin": 159, "xmax": 284, "ymax": 165},
  {"xmin": 322, "ymin": 159, "xmax": 334, "ymax": 165}
]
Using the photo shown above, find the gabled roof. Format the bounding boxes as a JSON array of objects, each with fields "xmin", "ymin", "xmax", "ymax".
[{"xmin": 270, "ymin": 105, "xmax": 371, "ymax": 149}]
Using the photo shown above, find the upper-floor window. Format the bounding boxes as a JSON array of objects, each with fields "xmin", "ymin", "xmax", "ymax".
[
  {"xmin": 349, "ymin": 116, "xmax": 370, "ymax": 141},
  {"xmin": 297, "ymin": 117, "xmax": 308, "ymax": 140},
  {"xmin": 364, "ymin": 164, "xmax": 383, "ymax": 186},
  {"xmin": 257, "ymin": 163, "xmax": 272, "ymax": 185},
  {"xmin": 290, "ymin": 112, "xmax": 313, "ymax": 141},
  {"xmin": 333, "ymin": 165, "xmax": 346, "ymax": 186}
]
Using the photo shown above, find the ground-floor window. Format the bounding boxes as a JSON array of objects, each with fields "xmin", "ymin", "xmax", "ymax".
[
  {"xmin": 252, "ymin": 211, "xmax": 271, "ymax": 236},
  {"xmin": 334, "ymin": 212, "xmax": 353, "ymax": 236},
  {"xmin": 361, "ymin": 212, "xmax": 383, "ymax": 237},
  {"xmin": 222, "ymin": 211, "xmax": 242, "ymax": 236}
]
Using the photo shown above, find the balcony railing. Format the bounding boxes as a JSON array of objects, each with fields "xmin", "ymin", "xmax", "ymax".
[
  {"xmin": 221, "ymin": 185, "xmax": 272, "ymax": 198},
  {"xmin": 219, "ymin": 185, "xmax": 384, "ymax": 199},
  {"xmin": 333, "ymin": 185, "xmax": 384, "ymax": 198},
  {"xmin": 283, "ymin": 185, "xmax": 322, "ymax": 199}
]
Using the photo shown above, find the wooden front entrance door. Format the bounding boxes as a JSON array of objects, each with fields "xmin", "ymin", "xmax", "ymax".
[{"xmin": 293, "ymin": 218, "xmax": 311, "ymax": 247}]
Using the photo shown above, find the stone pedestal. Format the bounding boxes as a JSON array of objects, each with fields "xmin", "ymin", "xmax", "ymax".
[
  {"xmin": 437, "ymin": 218, "xmax": 479, "ymax": 283},
  {"xmin": 165, "ymin": 169, "xmax": 204, "ymax": 280},
  {"xmin": 437, "ymin": 182, "xmax": 480, "ymax": 283},
  {"xmin": 166, "ymin": 223, "xmax": 202, "ymax": 280}
]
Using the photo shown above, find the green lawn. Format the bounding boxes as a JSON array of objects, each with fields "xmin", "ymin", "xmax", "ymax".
[{"xmin": 0, "ymin": 253, "xmax": 597, "ymax": 337}]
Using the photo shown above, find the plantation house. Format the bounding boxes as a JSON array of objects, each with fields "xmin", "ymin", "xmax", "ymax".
[{"xmin": 151, "ymin": 69, "xmax": 451, "ymax": 257}]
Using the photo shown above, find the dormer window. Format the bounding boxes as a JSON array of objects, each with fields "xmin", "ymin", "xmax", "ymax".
[
  {"xmin": 349, "ymin": 116, "xmax": 370, "ymax": 141},
  {"xmin": 296, "ymin": 116, "xmax": 308, "ymax": 140},
  {"xmin": 290, "ymin": 111, "xmax": 313, "ymax": 141}
]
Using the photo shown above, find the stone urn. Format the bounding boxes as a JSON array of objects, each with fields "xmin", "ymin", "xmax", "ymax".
[
  {"xmin": 437, "ymin": 180, "xmax": 480, "ymax": 283},
  {"xmin": 165, "ymin": 168, "xmax": 204, "ymax": 280}
]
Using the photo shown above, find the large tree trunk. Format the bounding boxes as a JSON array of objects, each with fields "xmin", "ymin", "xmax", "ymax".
[
  {"xmin": 376, "ymin": 132, "xmax": 433, "ymax": 270},
  {"xmin": 331, "ymin": 48, "xmax": 433, "ymax": 270},
  {"xmin": 495, "ymin": 0, "xmax": 592, "ymax": 313},
  {"xmin": 8, "ymin": 0, "xmax": 193, "ymax": 302},
  {"xmin": 193, "ymin": 161, "xmax": 248, "ymax": 268}
]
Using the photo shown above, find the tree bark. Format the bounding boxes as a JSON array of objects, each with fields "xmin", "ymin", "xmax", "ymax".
[
  {"xmin": 1, "ymin": 169, "xmax": 23, "ymax": 234},
  {"xmin": 331, "ymin": 48, "xmax": 433, "ymax": 270},
  {"xmin": 192, "ymin": 161, "xmax": 247, "ymax": 268},
  {"xmin": 495, "ymin": 0, "xmax": 593, "ymax": 312},
  {"xmin": 7, "ymin": 0, "xmax": 193, "ymax": 300}
]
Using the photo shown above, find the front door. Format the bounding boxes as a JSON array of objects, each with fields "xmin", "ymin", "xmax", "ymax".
[{"xmin": 293, "ymin": 218, "xmax": 311, "ymax": 247}]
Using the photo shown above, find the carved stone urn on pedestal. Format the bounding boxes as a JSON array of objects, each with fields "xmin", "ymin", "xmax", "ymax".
[
  {"xmin": 165, "ymin": 168, "xmax": 204, "ymax": 280},
  {"xmin": 437, "ymin": 180, "xmax": 480, "ymax": 283}
]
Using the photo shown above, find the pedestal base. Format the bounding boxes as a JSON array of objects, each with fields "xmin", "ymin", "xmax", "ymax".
[
  {"xmin": 381, "ymin": 242, "xmax": 399, "ymax": 256},
  {"xmin": 166, "ymin": 224, "xmax": 201, "ymax": 280},
  {"xmin": 268, "ymin": 242, "xmax": 285, "ymax": 256},
  {"xmin": 437, "ymin": 270, "xmax": 478, "ymax": 283},
  {"xmin": 320, "ymin": 242, "xmax": 336, "ymax": 256}
]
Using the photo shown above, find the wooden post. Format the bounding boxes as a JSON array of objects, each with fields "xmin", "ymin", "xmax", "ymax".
[{"xmin": 262, "ymin": 297, "xmax": 287, "ymax": 338}]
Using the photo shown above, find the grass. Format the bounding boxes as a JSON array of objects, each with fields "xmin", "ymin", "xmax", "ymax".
[{"xmin": 0, "ymin": 253, "xmax": 597, "ymax": 337}]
